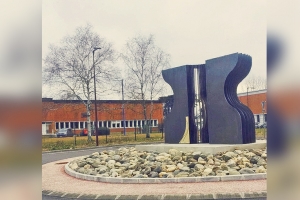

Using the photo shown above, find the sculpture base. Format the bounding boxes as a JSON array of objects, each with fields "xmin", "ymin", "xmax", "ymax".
[{"xmin": 135, "ymin": 140, "xmax": 266, "ymax": 154}]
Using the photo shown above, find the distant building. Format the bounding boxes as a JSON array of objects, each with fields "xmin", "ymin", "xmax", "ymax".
[
  {"xmin": 42, "ymin": 89, "xmax": 267, "ymax": 135},
  {"xmin": 237, "ymin": 89, "xmax": 267, "ymax": 124},
  {"xmin": 42, "ymin": 98, "xmax": 163, "ymax": 135}
]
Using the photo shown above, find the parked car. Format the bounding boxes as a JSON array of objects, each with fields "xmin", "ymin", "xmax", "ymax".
[
  {"xmin": 80, "ymin": 129, "xmax": 88, "ymax": 136},
  {"xmin": 257, "ymin": 122, "xmax": 267, "ymax": 128},
  {"xmin": 255, "ymin": 122, "xmax": 260, "ymax": 129},
  {"xmin": 56, "ymin": 128, "xmax": 74, "ymax": 137},
  {"xmin": 94, "ymin": 127, "xmax": 110, "ymax": 136},
  {"xmin": 262, "ymin": 122, "xmax": 267, "ymax": 128}
]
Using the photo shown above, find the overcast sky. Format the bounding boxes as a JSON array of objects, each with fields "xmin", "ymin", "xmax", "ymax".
[{"xmin": 42, "ymin": 0, "xmax": 266, "ymax": 99}]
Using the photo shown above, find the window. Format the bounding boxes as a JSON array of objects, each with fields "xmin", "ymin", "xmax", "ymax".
[
  {"xmin": 129, "ymin": 121, "xmax": 133, "ymax": 127},
  {"xmin": 154, "ymin": 120, "xmax": 158, "ymax": 126},
  {"xmin": 117, "ymin": 122, "xmax": 120, "ymax": 128},
  {"xmin": 112, "ymin": 123, "xmax": 116, "ymax": 128},
  {"xmin": 56, "ymin": 122, "xmax": 59, "ymax": 129},
  {"xmin": 80, "ymin": 122, "xmax": 84, "ymax": 129},
  {"xmin": 103, "ymin": 121, "xmax": 107, "ymax": 127},
  {"xmin": 256, "ymin": 115, "xmax": 260, "ymax": 122},
  {"xmin": 125, "ymin": 121, "xmax": 128, "ymax": 127},
  {"xmin": 134, "ymin": 120, "xmax": 137, "ymax": 127},
  {"xmin": 85, "ymin": 122, "xmax": 87, "ymax": 128},
  {"xmin": 75, "ymin": 122, "xmax": 79, "ymax": 129},
  {"xmin": 264, "ymin": 114, "xmax": 267, "ymax": 122},
  {"xmin": 108, "ymin": 121, "xmax": 111, "ymax": 128},
  {"xmin": 60, "ymin": 122, "xmax": 64, "ymax": 129},
  {"xmin": 121, "ymin": 121, "xmax": 124, "ymax": 127},
  {"xmin": 138, "ymin": 121, "xmax": 141, "ymax": 127}
]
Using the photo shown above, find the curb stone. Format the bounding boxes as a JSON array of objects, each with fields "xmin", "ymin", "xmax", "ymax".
[
  {"xmin": 42, "ymin": 190, "xmax": 267, "ymax": 199},
  {"xmin": 65, "ymin": 162, "xmax": 266, "ymax": 184}
]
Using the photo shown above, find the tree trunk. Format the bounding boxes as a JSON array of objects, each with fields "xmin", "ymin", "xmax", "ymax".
[
  {"xmin": 143, "ymin": 103, "xmax": 150, "ymax": 138},
  {"xmin": 86, "ymin": 104, "xmax": 92, "ymax": 142}
]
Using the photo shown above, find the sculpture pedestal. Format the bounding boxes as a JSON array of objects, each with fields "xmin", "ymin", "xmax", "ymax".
[{"xmin": 135, "ymin": 140, "xmax": 266, "ymax": 154}]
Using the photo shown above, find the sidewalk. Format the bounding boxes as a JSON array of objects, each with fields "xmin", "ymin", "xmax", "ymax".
[{"xmin": 42, "ymin": 157, "xmax": 267, "ymax": 199}]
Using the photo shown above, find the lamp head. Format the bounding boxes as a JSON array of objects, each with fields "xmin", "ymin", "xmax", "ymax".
[{"xmin": 93, "ymin": 47, "xmax": 101, "ymax": 51}]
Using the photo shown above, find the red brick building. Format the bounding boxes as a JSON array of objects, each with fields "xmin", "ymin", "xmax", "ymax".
[
  {"xmin": 42, "ymin": 89, "xmax": 267, "ymax": 135},
  {"xmin": 42, "ymin": 98, "xmax": 163, "ymax": 134},
  {"xmin": 238, "ymin": 89, "xmax": 267, "ymax": 124}
]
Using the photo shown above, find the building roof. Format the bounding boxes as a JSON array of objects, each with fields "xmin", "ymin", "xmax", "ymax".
[
  {"xmin": 42, "ymin": 98, "xmax": 162, "ymax": 104},
  {"xmin": 237, "ymin": 89, "xmax": 267, "ymax": 97}
]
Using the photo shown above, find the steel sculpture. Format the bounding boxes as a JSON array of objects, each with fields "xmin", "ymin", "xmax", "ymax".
[{"xmin": 162, "ymin": 53, "xmax": 255, "ymax": 144}]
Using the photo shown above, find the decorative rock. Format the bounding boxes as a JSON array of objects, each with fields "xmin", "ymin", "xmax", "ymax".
[
  {"xmin": 107, "ymin": 160, "xmax": 116, "ymax": 168},
  {"xmin": 159, "ymin": 172, "xmax": 167, "ymax": 177},
  {"xmin": 195, "ymin": 164, "xmax": 205, "ymax": 171},
  {"xmin": 69, "ymin": 147, "xmax": 267, "ymax": 179},
  {"xmin": 169, "ymin": 149, "xmax": 182, "ymax": 157},
  {"xmin": 98, "ymin": 166, "xmax": 108, "ymax": 174},
  {"xmin": 226, "ymin": 159, "xmax": 236, "ymax": 168},
  {"xmin": 150, "ymin": 171, "xmax": 159, "ymax": 178},
  {"xmin": 198, "ymin": 160, "xmax": 206, "ymax": 165},
  {"xmin": 153, "ymin": 166, "xmax": 162, "ymax": 173},
  {"xmin": 91, "ymin": 161, "xmax": 101, "ymax": 168},
  {"xmin": 220, "ymin": 163, "xmax": 228, "ymax": 170},
  {"xmin": 77, "ymin": 167, "xmax": 85, "ymax": 174},
  {"xmin": 207, "ymin": 159, "xmax": 214, "ymax": 165},
  {"xmin": 181, "ymin": 167, "xmax": 190, "ymax": 172},
  {"xmin": 167, "ymin": 173, "xmax": 174, "ymax": 178},
  {"xmin": 69, "ymin": 162, "xmax": 78, "ymax": 170},
  {"xmin": 111, "ymin": 172, "xmax": 118, "ymax": 177},
  {"xmin": 92, "ymin": 152, "xmax": 100, "ymax": 156},
  {"xmin": 84, "ymin": 164, "xmax": 91, "ymax": 169},
  {"xmin": 188, "ymin": 163, "xmax": 196, "ymax": 168},
  {"xmin": 166, "ymin": 165, "xmax": 176, "ymax": 172},
  {"xmin": 177, "ymin": 163, "xmax": 184, "ymax": 169},
  {"xmin": 234, "ymin": 150, "xmax": 242, "ymax": 155},
  {"xmin": 239, "ymin": 168, "xmax": 255, "ymax": 174},
  {"xmin": 257, "ymin": 158, "xmax": 267, "ymax": 165},
  {"xmin": 223, "ymin": 152, "xmax": 237, "ymax": 162},
  {"xmin": 203, "ymin": 168, "xmax": 212, "ymax": 175},
  {"xmin": 172, "ymin": 156, "xmax": 182, "ymax": 162},
  {"xmin": 228, "ymin": 169, "xmax": 240, "ymax": 175},
  {"xmin": 156, "ymin": 156, "xmax": 169, "ymax": 162},
  {"xmin": 250, "ymin": 156, "xmax": 260, "ymax": 164},
  {"xmin": 175, "ymin": 172, "xmax": 189, "ymax": 177},
  {"xmin": 256, "ymin": 166, "xmax": 266, "ymax": 173},
  {"xmin": 77, "ymin": 161, "xmax": 87, "ymax": 167},
  {"xmin": 245, "ymin": 152, "xmax": 256, "ymax": 159}
]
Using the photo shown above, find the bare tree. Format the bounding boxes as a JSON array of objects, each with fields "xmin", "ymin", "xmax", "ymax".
[
  {"xmin": 43, "ymin": 24, "xmax": 118, "ymax": 141},
  {"xmin": 121, "ymin": 35, "xmax": 170, "ymax": 138},
  {"xmin": 241, "ymin": 75, "xmax": 267, "ymax": 92}
]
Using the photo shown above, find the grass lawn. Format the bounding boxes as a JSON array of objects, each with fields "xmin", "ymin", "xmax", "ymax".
[
  {"xmin": 42, "ymin": 132, "xmax": 164, "ymax": 151},
  {"xmin": 42, "ymin": 129, "xmax": 267, "ymax": 152}
]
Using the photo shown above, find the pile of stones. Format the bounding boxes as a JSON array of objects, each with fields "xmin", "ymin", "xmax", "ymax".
[{"xmin": 68, "ymin": 147, "xmax": 267, "ymax": 178}]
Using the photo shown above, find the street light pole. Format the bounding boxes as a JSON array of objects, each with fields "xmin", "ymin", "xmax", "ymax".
[
  {"xmin": 262, "ymin": 101, "xmax": 267, "ymax": 138},
  {"xmin": 122, "ymin": 79, "xmax": 126, "ymax": 136},
  {"xmin": 93, "ymin": 47, "xmax": 101, "ymax": 146}
]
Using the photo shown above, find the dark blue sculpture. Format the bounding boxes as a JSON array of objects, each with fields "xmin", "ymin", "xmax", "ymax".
[{"xmin": 162, "ymin": 53, "xmax": 255, "ymax": 144}]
